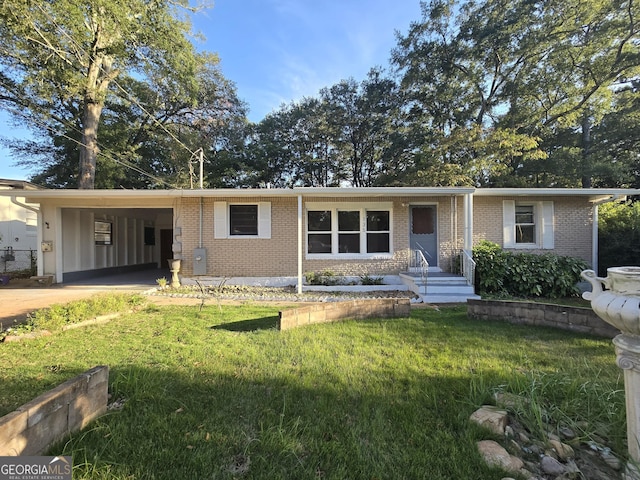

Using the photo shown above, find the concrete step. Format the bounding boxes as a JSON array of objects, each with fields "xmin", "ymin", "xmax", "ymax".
[{"xmin": 400, "ymin": 271, "xmax": 480, "ymax": 303}]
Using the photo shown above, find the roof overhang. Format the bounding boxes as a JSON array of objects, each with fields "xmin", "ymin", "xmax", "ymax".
[
  {"xmin": 472, "ymin": 188, "xmax": 640, "ymax": 202},
  {"xmin": 0, "ymin": 186, "xmax": 476, "ymax": 205},
  {"xmin": 0, "ymin": 186, "xmax": 637, "ymax": 205}
]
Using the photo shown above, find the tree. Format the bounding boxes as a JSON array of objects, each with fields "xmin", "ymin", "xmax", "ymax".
[
  {"xmin": 2, "ymin": 55, "xmax": 247, "ymax": 189},
  {"xmin": 0, "ymin": 0, "xmax": 208, "ymax": 188},
  {"xmin": 392, "ymin": 0, "xmax": 640, "ymax": 188},
  {"xmin": 598, "ymin": 200, "xmax": 640, "ymax": 276},
  {"xmin": 320, "ymin": 70, "xmax": 404, "ymax": 187}
]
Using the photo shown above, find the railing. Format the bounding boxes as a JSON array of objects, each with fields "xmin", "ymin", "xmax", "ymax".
[
  {"xmin": 409, "ymin": 245, "xmax": 429, "ymax": 286},
  {"xmin": 460, "ymin": 249, "xmax": 476, "ymax": 287}
]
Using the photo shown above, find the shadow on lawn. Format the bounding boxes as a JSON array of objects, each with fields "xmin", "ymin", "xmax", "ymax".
[{"xmin": 210, "ymin": 315, "xmax": 279, "ymax": 332}]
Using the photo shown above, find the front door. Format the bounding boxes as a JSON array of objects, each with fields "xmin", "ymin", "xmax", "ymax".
[{"xmin": 410, "ymin": 206, "xmax": 437, "ymax": 266}]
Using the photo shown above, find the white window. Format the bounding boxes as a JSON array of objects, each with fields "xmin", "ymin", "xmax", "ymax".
[
  {"xmin": 503, "ymin": 200, "xmax": 554, "ymax": 249},
  {"xmin": 306, "ymin": 203, "xmax": 392, "ymax": 258},
  {"xmin": 214, "ymin": 202, "xmax": 271, "ymax": 239}
]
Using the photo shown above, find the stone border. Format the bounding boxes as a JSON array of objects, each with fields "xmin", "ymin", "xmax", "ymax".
[
  {"xmin": 278, "ymin": 298, "xmax": 411, "ymax": 330},
  {"xmin": 0, "ymin": 366, "xmax": 109, "ymax": 455},
  {"xmin": 467, "ymin": 299, "xmax": 619, "ymax": 338}
]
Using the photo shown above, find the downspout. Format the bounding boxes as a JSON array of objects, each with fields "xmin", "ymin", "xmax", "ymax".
[
  {"xmin": 11, "ymin": 197, "xmax": 42, "ymax": 276},
  {"xmin": 592, "ymin": 194, "xmax": 623, "ymax": 273},
  {"xmin": 199, "ymin": 197, "xmax": 203, "ymax": 249},
  {"xmin": 297, "ymin": 194, "xmax": 303, "ymax": 294},
  {"xmin": 199, "ymin": 148, "xmax": 204, "ymax": 249}
]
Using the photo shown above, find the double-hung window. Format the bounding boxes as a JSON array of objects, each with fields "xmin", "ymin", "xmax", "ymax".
[
  {"xmin": 515, "ymin": 205, "xmax": 536, "ymax": 244},
  {"xmin": 306, "ymin": 203, "xmax": 392, "ymax": 257},
  {"xmin": 503, "ymin": 200, "xmax": 554, "ymax": 249}
]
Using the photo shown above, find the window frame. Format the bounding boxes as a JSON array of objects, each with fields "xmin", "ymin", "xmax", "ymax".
[
  {"xmin": 214, "ymin": 201, "xmax": 271, "ymax": 239},
  {"xmin": 305, "ymin": 202, "xmax": 393, "ymax": 259},
  {"xmin": 503, "ymin": 200, "xmax": 554, "ymax": 249},
  {"xmin": 94, "ymin": 220, "xmax": 113, "ymax": 246},
  {"xmin": 229, "ymin": 204, "xmax": 259, "ymax": 236},
  {"xmin": 515, "ymin": 204, "xmax": 536, "ymax": 245}
]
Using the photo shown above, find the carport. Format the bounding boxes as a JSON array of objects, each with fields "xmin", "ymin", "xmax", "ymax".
[{"xmin": 2, "ymin": 189, "xmax": 181, "ymax": 284}]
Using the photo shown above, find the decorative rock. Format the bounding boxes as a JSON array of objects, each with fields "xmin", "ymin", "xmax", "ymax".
[
  {"xmin": 559, "ymin": 426, "xmax": 576, "ymax": 440},
  {"xmin": 547, "ymin": 432, "xmax": 561, "ymax": 442},
  {"xmin": 600, "ymin": 450, "xmax": 622, "ymax": 470},
  {"xmin": 494, "ymin": 392, "xmax": 529, "ymax": 409},
  {"xmin": 518, "ymin": 432, "xmax": 530, "ymax": 444},
  {"xmin": 540, "ymin": 455, "xmax": 566, "ymax": 476},
  {"xmin": 477, "ymin": 440, "xmax": 525, "ymax": 472},
  {"xmin": 548, "ymin": 439, "xmax": 575, "ymax": 461},
  {"xmin": 470, "ymin": 405, "xmax": 509, "ymax": 436}
]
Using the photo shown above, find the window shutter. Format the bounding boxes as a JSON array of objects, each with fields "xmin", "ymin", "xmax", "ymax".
[
  {"xmin": 258, "ymin": 202, "xmax": 271, "ymax": 239},
  {"xmin": 214, "ymin": 202, "xmax": 227, "ymax": 239},
  {"xmin": 541, "ymin": 201, "xmax": 554, "ymax": 249},
  {"xmin": 503, "ymin": 200, "xmax": 516, "ymax": 248}
]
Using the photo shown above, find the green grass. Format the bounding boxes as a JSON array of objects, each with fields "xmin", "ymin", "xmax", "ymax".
[{"xmin": 0, "ymin": 302, "xmax": 625, "ymax": 479}]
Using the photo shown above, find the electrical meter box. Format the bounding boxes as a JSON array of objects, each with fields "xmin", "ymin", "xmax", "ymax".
[{"xmin": 193, "ymin": 248, "xmax": 207, "ymax": 275}]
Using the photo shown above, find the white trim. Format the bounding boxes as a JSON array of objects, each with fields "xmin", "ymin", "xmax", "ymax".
[
  {"xmin": 213, "ymin": 201, "xmax": 227, "ymax": 239},
  {"xmin": 297, "ymin": 195, "xmax": 303, "ymax": 294},
  {"xmin": 503, "ymin": 200, "xmax": 516, "ymax": 247}
]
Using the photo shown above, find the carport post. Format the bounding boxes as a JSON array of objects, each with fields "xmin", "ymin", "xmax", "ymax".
[{"xmin": 297, "ymin": 194, "xmax": 303, "ymax": 294}]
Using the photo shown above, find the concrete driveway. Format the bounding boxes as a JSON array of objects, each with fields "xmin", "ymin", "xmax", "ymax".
[{"xmin": 0, "ymin": 269, "xmax": 168, "ymax": 328}]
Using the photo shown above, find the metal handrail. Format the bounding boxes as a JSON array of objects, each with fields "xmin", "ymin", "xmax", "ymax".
[
  {"xmin": 409, "ymin": 247, "xmax": 429, "ymax": 285},
  {"xmin": 460, "ymin": 249, "xmax": 476, "ymax": 286}
]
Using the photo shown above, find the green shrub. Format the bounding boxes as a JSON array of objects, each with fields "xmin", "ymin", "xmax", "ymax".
[
  {"xmin": 360, "ymin": 274, "xmax": 384, "ymax": 285},
  {"xmin": 473, "ymin": 241, "xmax": 588, "ymax": 298},
  {"xmin": 598, "ymin": 200, "xmax": 640, "ymax": 276},
  {"xmin": 304, "ymin": 270, "xmax": 343, "ymax": 286}
]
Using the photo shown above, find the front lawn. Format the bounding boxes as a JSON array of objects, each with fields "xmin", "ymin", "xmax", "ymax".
[{"xmin": 0, "ymin": 303, "xmax": 625, "ymax": 479}]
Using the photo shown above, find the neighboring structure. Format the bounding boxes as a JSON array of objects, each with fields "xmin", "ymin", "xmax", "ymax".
[
  {"xmin": 0, "ymin": 179, "xmax": 40, "ymax": 274},
  {"xmin": 0, "ymin": 186, "xmax": 636, "ymax": 299}
]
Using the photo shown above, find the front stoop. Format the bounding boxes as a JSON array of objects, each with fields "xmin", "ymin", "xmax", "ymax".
[{"xmin": 400, "ymin": 272, "xmax": 480, "ymax": 304}]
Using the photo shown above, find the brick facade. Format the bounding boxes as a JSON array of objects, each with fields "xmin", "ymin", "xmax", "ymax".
[
  {"xmin": 473, "ymin": 196, "xmax": 593, "ymax": 263},
  {"xmin": 175, "ymin": 193, "xmax": 594, "ymax": 277},
  {"xmin": 176, "ymin": 195, "xmax": 472, "ymax": 277}
]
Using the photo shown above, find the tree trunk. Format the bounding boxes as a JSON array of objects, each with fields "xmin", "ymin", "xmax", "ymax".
[
  {"xmin": 78, "ymin": 100, "xmax": 102, "ymax": 189},
  {"xmin": 581, "ymin": 115, "xmax": 593, "ymax": 188}
]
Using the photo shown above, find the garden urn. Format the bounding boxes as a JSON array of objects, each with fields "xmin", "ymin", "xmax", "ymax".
[
  {"xmin": 582, "ymin": 267, "xmax": 640, "ymax": 479},
  {"xmin": 167, "ymin": 258, "xmax": 181, "ymax": 288}
]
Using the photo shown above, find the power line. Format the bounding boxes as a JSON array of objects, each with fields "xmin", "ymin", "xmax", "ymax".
[
  {"xmin": 3, "ymin": 105, "xmax": 180, "ymax": 188},
  {"xmin": 21, "ymin": 1, "xmax": 208, "ymax": 180}
]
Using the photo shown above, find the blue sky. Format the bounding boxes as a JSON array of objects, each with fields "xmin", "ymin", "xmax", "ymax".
[{"xmin": 0, "ymin": 0, "xmax": 422, "ymax": 181}]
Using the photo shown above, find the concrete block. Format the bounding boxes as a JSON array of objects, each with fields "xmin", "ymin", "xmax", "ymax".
[
  {"xmin": 0, "ymin": 366, "xmax": 109, "ymax": 456},
  {"xmin": 0, "ymin": 410, "xmax": 28, "ymax": 454}
]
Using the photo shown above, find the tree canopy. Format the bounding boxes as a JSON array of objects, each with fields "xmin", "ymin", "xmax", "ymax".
[
  {"xmin": 1, "ymin": 0, "xmax": 639, "ymax": 189},
  {"xmin": 0, "ymin": 0, "xmax": 245, "ymax": 189}
]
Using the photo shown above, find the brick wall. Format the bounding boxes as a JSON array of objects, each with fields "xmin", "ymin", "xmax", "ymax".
[
  {"xmin": 467, "ymin": 299, "xmax": 618, "ymax": 338},
  {"xmin": 278, "ymin": 298, "xmax": 411, "ymax": 330},
  {"xmin": 473, "ymin": 196, "xmax": 593, "ymax": 264},
  {"xmin": 176, "ymin": 194, "xmax": 594, "ymax": 278},
  {"xmin": 179, "ymin": 196, "xmax": 298, "ymax": 277},
  {"xmin": 0, "ymin": 366, "xmax": 109, "ymax": 456}
]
